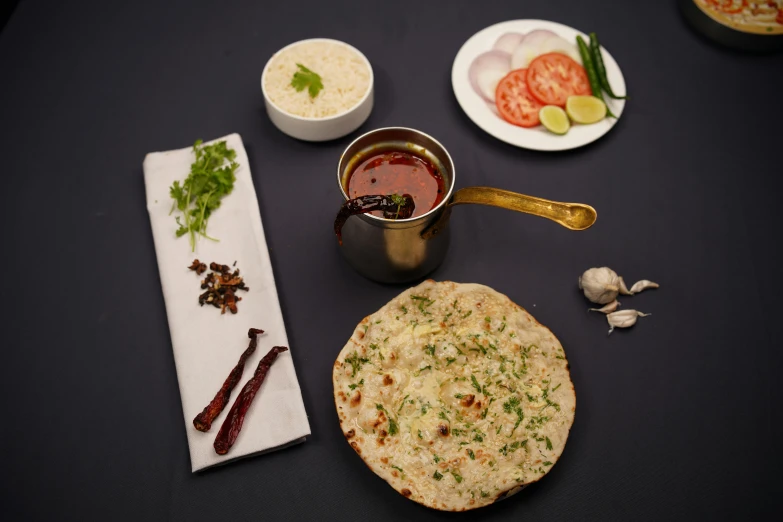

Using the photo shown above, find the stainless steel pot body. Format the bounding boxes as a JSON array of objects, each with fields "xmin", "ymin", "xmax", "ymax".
[{"xmin": 337, "ymin": 128, "xmax": 456, "ymax": 284}]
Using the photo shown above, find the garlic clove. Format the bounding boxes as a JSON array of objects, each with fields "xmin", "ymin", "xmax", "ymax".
[
  {"xmin": 588, "ymin": 300, "xmax": 620, "ymax": 314},
  {"xmin": 606, "ymin": 309, "xmax": 651, "ymax": 335},
  {"xmin": 618, "ymin": 277, "xmax": 633, "ymax": 296},
  {"xmin": 629, "ymin": 280, "xmax": 659, "ymax": 294}
]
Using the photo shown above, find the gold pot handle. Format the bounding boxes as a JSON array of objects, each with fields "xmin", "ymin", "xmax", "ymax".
[{"xmin": 421, "ymin": 186, "xmax": 597, "ymax": 239}]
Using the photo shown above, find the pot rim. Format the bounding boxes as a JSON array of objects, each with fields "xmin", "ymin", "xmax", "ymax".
[{"xmin": 336, "ymin": 127, "xmax": 456, "ymax": 224}]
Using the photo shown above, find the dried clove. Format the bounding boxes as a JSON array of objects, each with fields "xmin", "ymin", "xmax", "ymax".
[
  {"xmin": 192, "ymin": 259, "xmax": 249, "ymax": 314},
  {"xmin": 210, "ymin": 262, "xmax": 231, "ymax": 274},
  {"xmin": 188, "ymin": 259, "xmax": 208, "ymax": 275}
]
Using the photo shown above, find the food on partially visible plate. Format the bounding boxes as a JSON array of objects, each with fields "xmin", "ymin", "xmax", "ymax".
[
  {"xmin": 263, "ymin": 39, "xmax": 372, "ymax": 119},
  {"xmin": 333, "ymin": 280, "xmax": 576, "ymax": 511},
  {"xmin": 695, "ymin": 0, "xmax": 783, "ymax": 34}
]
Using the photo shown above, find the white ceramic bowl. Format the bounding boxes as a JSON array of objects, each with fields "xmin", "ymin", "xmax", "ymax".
[{"xmin": 261, "ymin": 38, "xmax": 374, "ymax": 142}]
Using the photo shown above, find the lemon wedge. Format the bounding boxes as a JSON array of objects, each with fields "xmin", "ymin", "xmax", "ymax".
[
  {"xmin": 539, "ymin": 105, "xmax": 570, "ymax": 135},
  {"xmin": 565, "ymin": 96, "xmax": 607, "ymax": 124}
]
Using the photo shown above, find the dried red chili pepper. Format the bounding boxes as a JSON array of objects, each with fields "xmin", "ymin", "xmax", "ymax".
[
  {"xmin": 334, "ymin": 193, "xmax": 415, "ymax": 245},
  {"xmin": 213, "ymin": 345, "xmax": 289, "ymax": 455},
  {"xmin": 192, "ymin": 328, "xmax": 264, "ymax": 432}
]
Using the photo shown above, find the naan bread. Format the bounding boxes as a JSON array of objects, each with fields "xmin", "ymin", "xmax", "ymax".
[{"xmin": 333, "ymin": 280, "xmax": 575, "ymax": 511}]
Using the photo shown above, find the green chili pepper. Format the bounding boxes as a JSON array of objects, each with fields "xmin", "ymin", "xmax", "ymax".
[
  {"xmin": 589, "ymin": 32, "xmax": 627, "ymax": 100},
  {"xmin": 576, "ymin": 35, "xmax": 614, "ymax": 118}
]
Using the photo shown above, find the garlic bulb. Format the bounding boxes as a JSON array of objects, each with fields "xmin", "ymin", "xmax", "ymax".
[
  {"xmin": 606, "ymin": 310, "xmax": 650, "ymax": 335},
  {"xmin": 579, "ymin": 267, "xmax": 660, "ymax": 304},
  {"xmin": 588, "ymin": 300, "xmax": 620, "ymax": 314},
  {"xmin": 578, "ymin": 267, "xmax": 622, "ymax": 304}
]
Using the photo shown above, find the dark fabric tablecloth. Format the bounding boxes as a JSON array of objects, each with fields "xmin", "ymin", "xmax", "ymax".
[{"xmin": 1, "ymin": 1, "xmax": 782, "ymax": 520}]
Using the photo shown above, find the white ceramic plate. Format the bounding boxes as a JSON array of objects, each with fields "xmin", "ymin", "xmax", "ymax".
[{"xmin": 452, "ymin": 20, "xmax": 626, "ymax": 151}]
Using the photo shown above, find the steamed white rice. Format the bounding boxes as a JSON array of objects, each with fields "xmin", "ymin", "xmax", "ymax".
[{"xmin": 264, "ymin": 40, "xmax": 371, "ymax": 119}]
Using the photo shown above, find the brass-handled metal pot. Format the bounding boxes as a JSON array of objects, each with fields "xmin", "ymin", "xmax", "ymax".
[{"xmin": 336, "ymin": 127, "xmax": 597, "ymax": 284}]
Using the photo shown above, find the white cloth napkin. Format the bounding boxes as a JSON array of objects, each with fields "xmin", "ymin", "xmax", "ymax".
[{"xmin": 144, "ymin": 133, "xmax": 310, "ymax": 472}]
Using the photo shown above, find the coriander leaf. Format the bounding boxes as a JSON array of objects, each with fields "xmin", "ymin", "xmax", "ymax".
[
  {"xmin": 168, "ymin": 140, "xmax": 239, "ymax": 251},
  {"xmin": 388, "ymin": 417, "xmax": 399, "ymax": 436},
  {"xmin": 345, "ymin": 352, "xmax": 369, "ymax": 377},
  {"xmin": 471, "ymin": 374, "xmax": 482, "ymax": 394},
  {"xmin": 375, "ymin": 403, "xmax": 398, "ymax": 436},
  {"xmin": 390, "ymin": 193, "xmax": 407, "ymax": 207},
  {"xmin": 291, "ymin": 63, "xmax": 324, "ymax": 98}
]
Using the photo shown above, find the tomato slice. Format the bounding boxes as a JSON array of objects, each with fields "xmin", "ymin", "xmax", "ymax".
[
  {"xmin": 495, "ymin": 69, "xmax": 543, "ymax": 128},
  {"xmin": 525, "ymin": 53, "xmax": 590, "ymax": 107}
]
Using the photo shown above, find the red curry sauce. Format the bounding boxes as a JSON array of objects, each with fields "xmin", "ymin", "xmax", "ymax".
[{"xmin": 347, "ymin": 150, "xmax": 445, "ymax": 218}]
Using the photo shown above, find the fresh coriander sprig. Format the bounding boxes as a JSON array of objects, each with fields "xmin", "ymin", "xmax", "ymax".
[
  {"xmin": 169, "ymin": 140, "xmax": 239, "ymax": 251},
  {"xmin": 291, "ymin": 63, "xmax": 324, "ymax": 98}
]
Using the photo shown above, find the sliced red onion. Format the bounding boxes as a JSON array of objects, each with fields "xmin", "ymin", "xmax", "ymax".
[
  {"xmin": 468, "ymin": 50, "xmax": 511, "ymax": 103},
  {"xmin": 493, "ymin": 32, "xmax": 526, "ymax": 54},
  {"xmin": 538, "ymin": 35, "xmax": 582, "ymax": 64},
  {"xmin": 511, "ymin": 29, "xmax": 557, "ymax": 69}
]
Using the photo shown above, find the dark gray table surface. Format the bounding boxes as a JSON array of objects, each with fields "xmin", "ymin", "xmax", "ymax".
[{"xmin": 2, "ymin": 0, "xmax": 782, "ymax": 520}]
